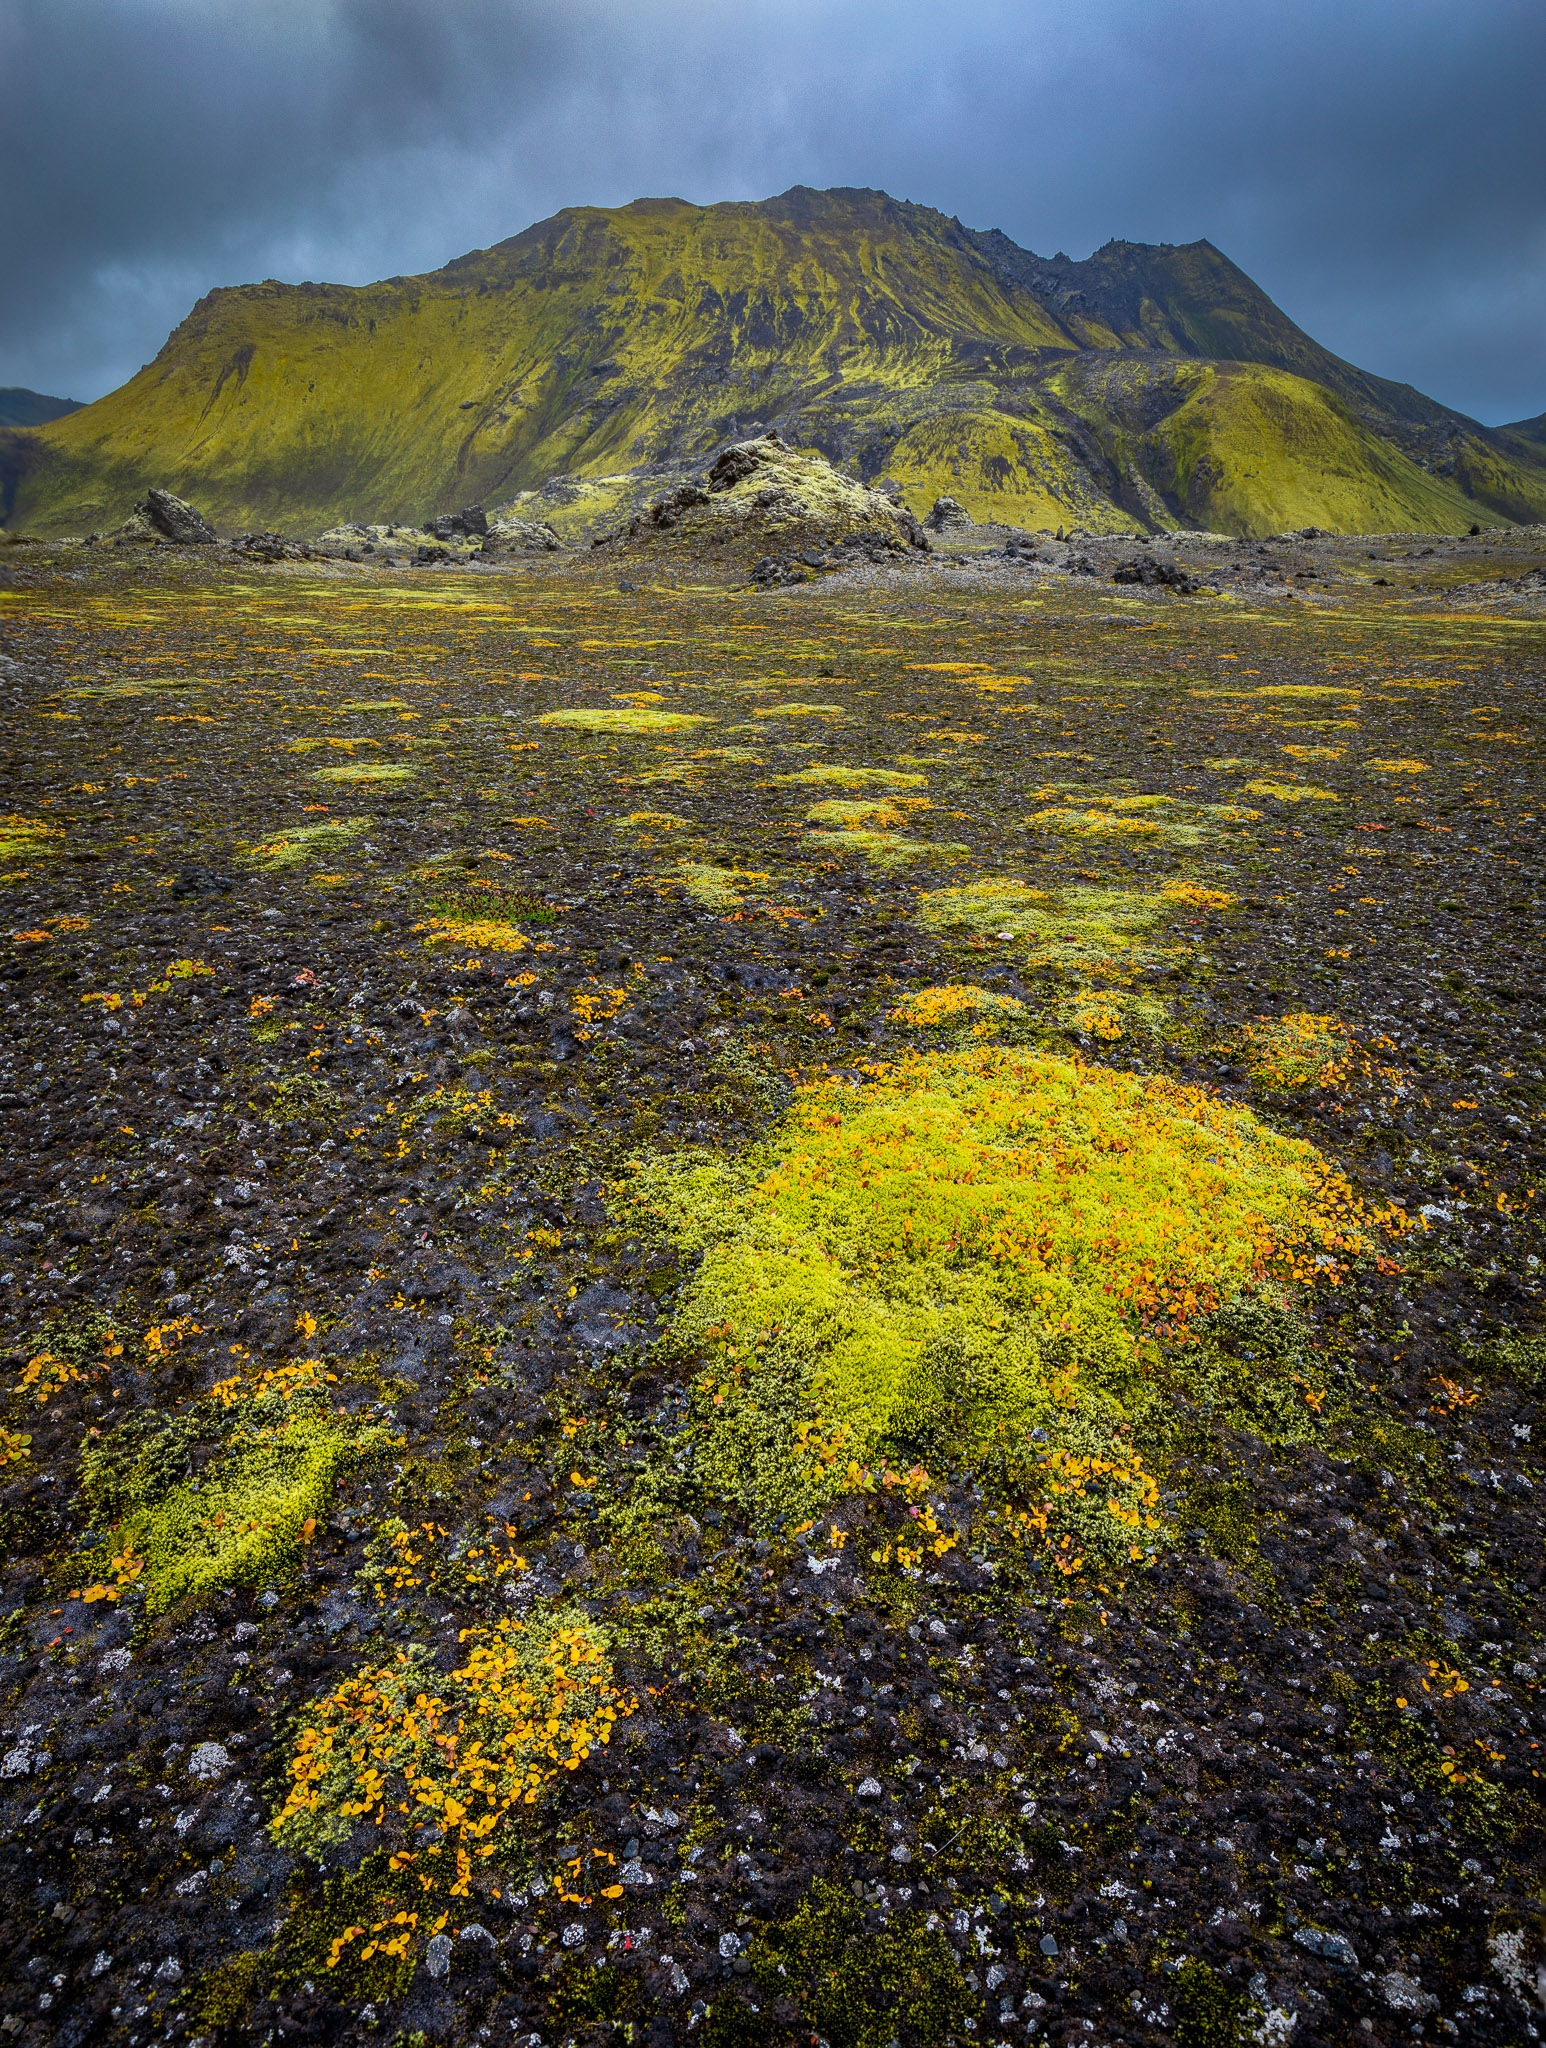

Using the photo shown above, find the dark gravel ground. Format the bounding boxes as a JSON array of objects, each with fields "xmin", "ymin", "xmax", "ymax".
[{"xmin": 0, "ymin": 528, "xmax": 1544, "ymax": 2048}]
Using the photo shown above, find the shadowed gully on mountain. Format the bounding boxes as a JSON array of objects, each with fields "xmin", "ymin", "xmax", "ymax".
[{"xmin": 7, "ymin": 186, "xmax": 1545, "ymax": 539}]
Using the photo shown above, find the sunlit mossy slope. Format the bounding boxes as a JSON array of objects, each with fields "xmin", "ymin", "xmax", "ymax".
[{"xmin": 10, "ymin": 184, "xmax": 1546, "ymax": 537}]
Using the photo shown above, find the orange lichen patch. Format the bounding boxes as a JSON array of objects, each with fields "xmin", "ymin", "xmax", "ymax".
[
  {"xmin": 272, "ymin": 1613, "xmax": 634, "ymax": 1903},
  {"xmin": 1240, "ymin": 1011, "xmax": 1354, "ymax": 1090},
  {"xmin": 889, "ymin": 984, "xmax": 1026, "ymax": 1032}
]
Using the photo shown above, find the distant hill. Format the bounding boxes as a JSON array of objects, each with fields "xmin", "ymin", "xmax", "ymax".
[
  {"xmin": 7, "ymin": 186, "xmax": 1545, "ymax": 539},
  {"xmin": 0, "ymin": 387, "xmax": 82, "ymax": 428},
  {"xmin": 1500, "ymin": 411, "xmax": 1546, "ymax": 455}
]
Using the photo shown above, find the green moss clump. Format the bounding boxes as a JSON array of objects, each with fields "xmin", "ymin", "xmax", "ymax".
[
  {"xmin": 615, "ymin": 809, "xmax": 691, "ymax": 831},
  {"xmin": 0, "ymin": 814, "xmax": 67, "ymax": 863},
  {"xmin": 80, "ymin": 1361, "xmax": 390, "ymax": 1614},
  {"xmin": 268, "ymin": 1068, "xmax": 347, "ymax": 1123},
  {"xmin": 1184, "ymin": 1479, "xmax": 1259, "ymax": 1564},
  {"xmin": 914, "ymin": 876, "xmax": 1170, "ymax": 973},
  {"xmin": 269, "ymin": 1853, "xmax": 417, "ymax": 2003},
  {"xmin": 776, "ymin": 763, "xmax": 925, "ymax": 789},
  {"xmin": 749, "ymin": 1879, "xmax": 972, "ymax": 2048},
  {"xmin": 628, "ymin": 1044, "xmax": 1383, "ymax": 1523},
  {"xmin": 1241, "ymin": 779, "xmax": 1339, "ymax": 803},
  {"xmin": 1173, "ymin": 1956, "xmax": 1247, "ymax": 2048},
  {"xmin": 550, "ymin": 1963, "xmax": 637, "ymax": 2026},
  {"xmin": 80, "ymin": 1409, "xmax": 202, "ymax": 1522},
  {"xmin": 128, "ymin": 1415, "xmax": 365, "ymax": 1612},
  {"xmin": 188, "ymin": 1948, "xmax": 269, "ymax": 2031},
  {"xmin": 805, "ymin": 827, "xmax": 968, "ymax": 869},
  {"xmin": 700, "ymin": 1994, "xmax": 767, "ymax": 2048},
  {"xmin": 674, "ymin": 860, "xmax": 767, "ymax": 910},
  {"xmin": 314, "ymin": 762, "xmax": 415, "ymax": 784},
  {"xmin": 805, "ymin": 797, "xmax": 904, "ymax": 827},
  {"xmin": 243, "ymin": 817, "xmax": 371, "ymax": 871},
  {"xmin": 537, "ymin": 707, "xmax": 711, "ymax": 735}
]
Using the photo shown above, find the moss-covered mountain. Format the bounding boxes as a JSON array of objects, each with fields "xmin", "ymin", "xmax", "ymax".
[{"xmin": 9, "ymin": 184, "xmax": 1546, "ymax": 538}]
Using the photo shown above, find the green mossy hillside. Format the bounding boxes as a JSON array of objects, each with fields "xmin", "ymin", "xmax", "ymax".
[{"xmin": 13, "ymin": 185, "xmax": 1546, "ymax": 538}]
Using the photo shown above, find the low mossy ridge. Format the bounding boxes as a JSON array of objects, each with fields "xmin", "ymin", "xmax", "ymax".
[
  {"xmin": 79, "ymin": 1359, "xmax": 392, "ymax": 1614},
  {"xmin": 14, "ymin": 186, "xmax": 1546, "ymax": 538},
  {"xmin": 627, "ymin": 1044, "xmax": 1387, "ymax": 1526}
]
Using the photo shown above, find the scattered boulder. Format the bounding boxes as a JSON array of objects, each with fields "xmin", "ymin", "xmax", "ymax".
[
  {"xmin": 426, "ymin": 505, "xmax": 489, "ymax": 542},
  {"xmin": 1112, "ymin": 555, "xmax": 1202, "ymax": 593},
  {"xmin": 924, "ymin": 495, "xmax": 973, "ymax": 532},
  {"xmin": 483, "ymin": 516, "xmax": 564, "ymax": 554},
  {"xmin": 224, "ymin": 530, "xmax": 317, "ymax": 562},
  {"xmin": 137, "ymin": 487, "xmax": 215, "ymax": 546},
  {"xmin": 647, "ymin": 484, "xmax": 710, "ymax": 530},
  {"xmin": 750, "ymin": 525, "xmax": 919, "ymax": 586}
]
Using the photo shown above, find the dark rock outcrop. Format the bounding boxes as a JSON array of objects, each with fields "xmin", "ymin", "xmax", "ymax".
[{"xmin": 138, "ymin": 487, "xmax": 216, "ymax": 545}]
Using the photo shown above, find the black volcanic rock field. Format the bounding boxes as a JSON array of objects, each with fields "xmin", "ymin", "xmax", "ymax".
[{"xmin": 0, "ymin": 524, "xmax": 1544, "ymax": 2048}]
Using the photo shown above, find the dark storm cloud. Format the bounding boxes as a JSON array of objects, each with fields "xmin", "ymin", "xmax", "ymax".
[{"xmin": 3, "ymin": 0, "xmax": 1541, "ymax": 423}]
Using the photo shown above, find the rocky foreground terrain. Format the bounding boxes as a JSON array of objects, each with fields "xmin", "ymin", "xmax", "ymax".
[{"xmin": 0, "ymin": 508, "xmax": 1544, "ymax": 2048}]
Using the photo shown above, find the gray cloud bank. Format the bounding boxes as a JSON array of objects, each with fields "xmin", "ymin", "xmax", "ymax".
[{"xmin": 2, "ymin": 0, "xmax": 1542, "ymax": 424}]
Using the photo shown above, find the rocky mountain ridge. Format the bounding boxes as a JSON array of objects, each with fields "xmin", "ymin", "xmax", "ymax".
[{"xmin": 5, "ymin": 185, "xmax": 1545, "ymax": 539}]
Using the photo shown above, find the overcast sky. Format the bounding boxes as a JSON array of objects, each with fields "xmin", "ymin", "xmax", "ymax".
[{"xmin": 2, "ymin": 0, "xmax": 1541, "ymax": 424}]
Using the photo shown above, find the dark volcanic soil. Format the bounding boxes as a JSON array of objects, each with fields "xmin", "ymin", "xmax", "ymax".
[{"xmin": 0, "ymin": 525, "xmax": 1544, "ymax": 2048}]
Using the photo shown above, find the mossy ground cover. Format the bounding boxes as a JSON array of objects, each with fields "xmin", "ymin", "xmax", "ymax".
[{"xmin": 0, "ymin": 540, "xmax": 1543, "ymax": 2048}]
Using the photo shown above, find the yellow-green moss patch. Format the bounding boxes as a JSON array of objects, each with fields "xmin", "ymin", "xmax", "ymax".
[
  {"xmin": 675, "ymin": 861, "xmax": 769, "ymax": 910},
  {"xmin": 806, "ymin": 798, "xmax": 906, "ymax": 829},
  {"xmin": 0, "ymin": 815, "xmax": 66, "ymax": 864},
  {"xmin": 314, "ymin": 762, "xmax": 416, "ymax": 785},
  {"xmin": 805, "ymin": 829, "xmax": 968, "ymax": 870},
  {"xmin": 1242, "ymin": 778, "xmax": 1340, "ymax": 802},
  {"xmin": 776, "ymin": 764, "xmax": 927, "ymax": 790},
  {"xmin": 79, "ymin": 1360, "xmax": 392, "ymax": 1615},
  {"xmin": 537, "ymin": 707, "xmax": 711, "ymax": 735},
  {"xmin": 243, "ymin": 817, "xmax": 372, "ymax": 871},
  {"xmin": 628, "ymin": 1046, "xmax": 1385, "ymax": 1521}
]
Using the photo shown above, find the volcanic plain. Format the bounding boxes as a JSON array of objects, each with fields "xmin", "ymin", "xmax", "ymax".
[{"xmin": 1, "ymin": 526, "xmax": 1544, "ymax": 2048}]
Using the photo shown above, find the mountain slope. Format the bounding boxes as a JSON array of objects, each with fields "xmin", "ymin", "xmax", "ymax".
[{"xmin": 9, "ymin": 186, "xmax": 1546, "ymax": 539}]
